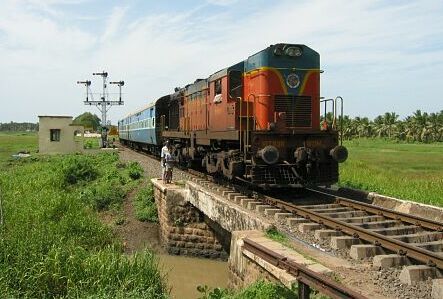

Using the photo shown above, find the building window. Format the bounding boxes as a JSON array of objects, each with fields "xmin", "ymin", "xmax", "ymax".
[{"xmin": 50, "ymin": 129, "xmax": 61, "ymax": 142}]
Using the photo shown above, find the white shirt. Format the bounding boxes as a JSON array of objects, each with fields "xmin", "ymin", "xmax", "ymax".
[{"xmin": 161, "ymin": 146, "xmax": 170, "ymax": 159}]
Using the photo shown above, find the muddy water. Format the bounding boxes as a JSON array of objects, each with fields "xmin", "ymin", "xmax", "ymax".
[{"xmin": 159, "ymin": 254, "xmax": 229, "ymax": 299}]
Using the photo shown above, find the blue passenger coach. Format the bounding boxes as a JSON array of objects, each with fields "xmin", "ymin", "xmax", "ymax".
[{"xmin": 118, "ymin": 95, "xmax": 170, "ymax": 154}]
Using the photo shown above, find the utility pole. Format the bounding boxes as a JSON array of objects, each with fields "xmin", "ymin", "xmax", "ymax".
[{"xmin": 77, "ymin": 71, "xmax": 124, "ymax": 148}]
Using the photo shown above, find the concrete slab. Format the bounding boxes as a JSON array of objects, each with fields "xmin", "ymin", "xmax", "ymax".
[
  {"xmin": 399, "ymin": 265, "xmax": 443, "ymax": 285},
  {"xmin": 432, "ymin": 278, "xmax": 443, "ymax": 299},
  {"xmin": 372, "ymin": 254, "xmax": 410, "ymax": 269},
  {"xmin": 354, "ymin": 220, "xmax": 399, "ymax": 229},
  {"xmin": 298, "ymin": 223, "xmax": 322, "ymax": 233},
  {"xmin": 234, "ymin": 195, "xmax": 248, "ymax": 204},
  {"xmin": 391, "ymin": 232, "xmax": 443, "ymax": 243},
  {"xmin": 222, "ymin": 190, "xmax": 233, "ymax": 197},
  {"xmin": 311, "ymin": 207, "xmax": 353, "ymax": 213},
  {"xmin": 186, "ymin": 182, "xmax": 272, "ymax": 232},
  {"xmin": 299, "ymin": 204, "xmax": 342, "ymax": 209},
  {"xmin": 350, "ymin": 244, "xmax": 382, "ymax": 260},
  {"xmin": 287, "ymin": 217, "xmax": 309, "ymax": 226},
  {"xmin": 314, "ymin": 229, "xmax": 343, "ymax": 240},
  {"xmin": 330, "ymin": 236, "xmax": 361, "ymax": 249},
  {"xmin": 414, "ymin": 240, "xmax": 443, "ymax": 252},
  {"xmin": 264, "ymin": 208, "xmax": 281, "ymax": 217},
  {"xmin": 241, "ymin": 198, "xmax": 255, "ymax": 208},
  {"xmin": 371, "ymin": 225, "xmax": 422, "ymax": 236},
  {"xmin": 323, "ymin": 210, "xmax": 367, "ymax": 218},
  {"xmin": 274, "ymin": 213, "xmax": 293, "ymax": 220},
  {"xmin": 341, "ymin": 215, "xmax": 385, "ymax": 224},
  {"xmin": 228, "ymin": 193, "xmax": 242, "ymax": 201},
  {"xmin": 247, "ymin": 201, "xmax": 263, "ymax": 210},
  {"xmin": 256, "ymin": 205, "xmax": 274, "ymax": 213},
  {"xmin": 306, "ymin": 263, "xmax": 333, "ymax": 274}
]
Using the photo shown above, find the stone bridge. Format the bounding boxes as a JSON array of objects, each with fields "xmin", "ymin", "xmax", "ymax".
[{"xmin": 151, "ymin": 178, "xmax": 331, "ymax": 289}]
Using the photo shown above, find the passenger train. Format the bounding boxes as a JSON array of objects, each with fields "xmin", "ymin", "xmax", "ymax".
[{"xmin": 118, "ymin": 43, "xmax": 348, "ymax": 188}]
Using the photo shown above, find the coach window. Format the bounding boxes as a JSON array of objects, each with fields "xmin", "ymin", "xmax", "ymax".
[
  {"xmin": 50, "ymin": 129, "xmax": 61, "ymax": 142},
  {"xmin": 229, "ymin": 70, "xmax": 242, "ymax": 99}
]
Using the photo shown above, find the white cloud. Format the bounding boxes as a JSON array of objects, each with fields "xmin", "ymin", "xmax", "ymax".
[{"xmin": 101, "ymin": 6, "xmax": 128, "ymax": 43}]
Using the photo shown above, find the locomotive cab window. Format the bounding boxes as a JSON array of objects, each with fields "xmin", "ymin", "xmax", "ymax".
[
  {"xmin": 215, "ymin": 79, "xmax": 222, "ymax": 95},
  {"xmin": 229, "ymin": 70, "xmax": 242, "ymax": 99},
  {"xmin": 213, "ymin": 79, "xmax": 223, "ymax": 104}
]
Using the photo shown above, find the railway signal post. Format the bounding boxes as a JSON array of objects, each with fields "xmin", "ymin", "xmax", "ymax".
[{"xmin": 77, "ymin": 71, "xmax": 124, "ymax": 148}]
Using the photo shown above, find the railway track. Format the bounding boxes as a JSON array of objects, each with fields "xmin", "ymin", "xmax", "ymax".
[
  {"xmin": 130, "ymin": 146, "xmax": 443, "ymax": 272},
  {"xmin": 183, "ymin": 173, "xmax": 443, "ymax": 276},
  {"xmin": 263, "ymin": 189, "xmax": 443, "ymax": 270}
]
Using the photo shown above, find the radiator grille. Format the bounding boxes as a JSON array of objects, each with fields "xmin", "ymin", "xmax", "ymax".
[{"xmin": 274, "ymin": 95, "xmax": 312, "ymax": 128}]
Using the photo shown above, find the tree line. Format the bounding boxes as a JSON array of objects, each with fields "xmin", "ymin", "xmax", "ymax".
[
  {"xmin": 0, "ymin": 122, "xmax": 38, "ymax": 132},
  {"xmin": 327, "ymin": 110, "xmax": 443, "ymax": 143},
  {"xmin": 2, "ymin": 110, "xmax": 443, "ymax": 143}
]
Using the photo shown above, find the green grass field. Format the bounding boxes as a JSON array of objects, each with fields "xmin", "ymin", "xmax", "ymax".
[
  {"xmin": 0, "ymin": 131, "xmax": 38, "ymax": 165},
  {"xmin": 0, "ymin": 151, "xmax": 167, "ymax": 298},
  {"xmin": 340, "ymin": 139, "xmax": 443, "ymax": 206}
]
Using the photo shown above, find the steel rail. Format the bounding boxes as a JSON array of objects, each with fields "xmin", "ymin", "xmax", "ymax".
[
  {"xmin": 307, "ymin": 188, "xmax": 443, "ymax": 232},
  {"xmin": 243, "ymin": 238, "xmax": 367, "ymax": 299},
  {"xmin": 262, "ymin": 196, "xmax": 443, "ymax": 270}
]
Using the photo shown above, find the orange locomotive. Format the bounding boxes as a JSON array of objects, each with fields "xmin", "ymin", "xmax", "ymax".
[{"xmin": 159, "ymin": 43, "xmax": 348, "ymax": 188}]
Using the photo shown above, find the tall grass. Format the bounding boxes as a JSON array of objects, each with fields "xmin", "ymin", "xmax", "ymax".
[
  {"xmin": 133, "ymin": 183, "xmax": 158, "ymax": 222},
  {"xmin": 0, "ymin": 153, "xmax": 167, "ymax": 298}
]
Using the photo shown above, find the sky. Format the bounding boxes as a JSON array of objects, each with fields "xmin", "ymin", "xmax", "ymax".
[{"xmin": 1, "ymin": 0, "xmax": 442, "ymax": 124}]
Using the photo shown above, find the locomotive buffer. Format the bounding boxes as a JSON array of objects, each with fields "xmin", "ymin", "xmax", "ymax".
[{"xmin": 77, "ymin": 71, "xmax": 124, "ymax": 148}]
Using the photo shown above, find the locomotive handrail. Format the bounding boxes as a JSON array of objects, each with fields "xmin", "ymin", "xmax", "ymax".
[
  {"xmin": 320, "ymin": 98, "xmax": 334, "ymax": 130},
  {"xmin": 237, "ymin": 96, "xmax": 243, "ymax": 154},
  {"xmin": 334, "ymin": 96, "xmax": 344, "ymax": 145},
  {"xmin": 246, "ymin": 93, "xmax": 257, "ymax": 159}
]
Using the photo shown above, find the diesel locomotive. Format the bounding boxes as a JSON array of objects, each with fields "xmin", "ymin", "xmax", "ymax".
[{"xmin": 118, "ymin": 43, "xmax": 348, "ymax": 188}]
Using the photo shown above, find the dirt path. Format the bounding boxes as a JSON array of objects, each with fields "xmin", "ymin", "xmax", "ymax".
[{"xmin": 113, "ymin": 180, "xmax": 163, "ymax": 254}]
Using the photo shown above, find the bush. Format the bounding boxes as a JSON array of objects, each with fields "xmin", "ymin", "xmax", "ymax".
[
  {"xmin": 127, "ymin": 162, "xmax": 143, "ymax": 180},
  {"xmin": 80, "ymin": 181, "xmax": 125, "ymax": 211},
  {"xmin": 62, "ymin": 155, "xmax": 98, "ymax": 185}
]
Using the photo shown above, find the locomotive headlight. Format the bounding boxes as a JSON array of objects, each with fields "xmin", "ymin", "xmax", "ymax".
[
  {"xmin": 286, "ymin": 73, "xmax": 300, "ymax": 89},
  {"xmin": 285, "ymin": 46, "xmax": 302, "ymax": 57},
  {"xmin": 330, "ymin": 145, "xmax": 348, "ymax": 163}
]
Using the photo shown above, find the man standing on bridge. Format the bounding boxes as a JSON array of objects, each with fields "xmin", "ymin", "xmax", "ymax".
[{"xmin": 161, "ymin": 140, "xmax": 172, "ymax": 183}]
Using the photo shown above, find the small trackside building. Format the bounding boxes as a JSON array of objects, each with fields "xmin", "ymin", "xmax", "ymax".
[{"xmin": 38, "ymin": 116, "xmax": 84, "ymax": 154}]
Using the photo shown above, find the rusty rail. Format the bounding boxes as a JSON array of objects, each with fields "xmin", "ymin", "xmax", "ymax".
[
  {"xmin": 308, "ymin": 188, "xmax": 443, "ymax": 232},
  {"xmin": 243, "ymin": 238, "xmax": 367, "ymax": 299},
  {"xmin": 262, "ymin": 196, "xmax": 443, "ymax": 270}
]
